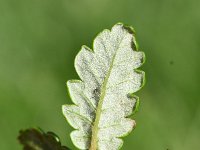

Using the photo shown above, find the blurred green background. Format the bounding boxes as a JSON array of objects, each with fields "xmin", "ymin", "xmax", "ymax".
[{"xmin": 0, "ymin": 0, "xmax": 200, "ymax": 149}]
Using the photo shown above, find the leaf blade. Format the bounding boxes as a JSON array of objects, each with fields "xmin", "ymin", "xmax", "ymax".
[{"xmin": 63, "ymin": 23, "xmax": 145, "ymax": 150}]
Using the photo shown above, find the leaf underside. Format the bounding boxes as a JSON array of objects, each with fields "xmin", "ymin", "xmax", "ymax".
[{"xmin": 62, "ymin": 23, "xmax": 145, "ymax": 150}]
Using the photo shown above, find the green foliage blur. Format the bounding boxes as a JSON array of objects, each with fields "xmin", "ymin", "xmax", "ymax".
[{"xmin": 0, "ymin": 0, "xmax": 199, "ymax": 149}]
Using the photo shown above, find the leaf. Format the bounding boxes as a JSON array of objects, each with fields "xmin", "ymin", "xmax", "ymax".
[
  {"xmin": 18, "ymin": 128, "xmax": 70, "ymax": 150},
  {"xmin": 62, "ymin": 23, "xmax": 145, "ymax": 150}
]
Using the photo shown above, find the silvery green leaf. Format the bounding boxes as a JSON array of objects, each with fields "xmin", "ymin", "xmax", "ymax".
[{"xmin": 62, "ymin": 23, "xmax": 145, "ymax": 150}]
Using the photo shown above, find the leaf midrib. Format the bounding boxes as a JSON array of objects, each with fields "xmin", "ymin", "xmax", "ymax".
[{"xmin": 89, "ymin": 35, "xmax": 125, "ymax": 150}]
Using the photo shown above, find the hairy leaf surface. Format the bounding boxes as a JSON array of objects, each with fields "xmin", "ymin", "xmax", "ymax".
[{"xmin": 62, "ymin": 23, "xmax": 145, "ymax": 150}]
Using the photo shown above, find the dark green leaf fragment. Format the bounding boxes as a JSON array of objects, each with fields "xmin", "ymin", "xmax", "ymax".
[{"xmin": 18, "ymin": 128, "xmax": 70, "ymax": 150}]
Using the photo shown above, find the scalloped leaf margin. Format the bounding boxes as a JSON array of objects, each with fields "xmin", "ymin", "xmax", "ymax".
[{"xmin": 62, "ymin": 23, "xmax": 145, "ymax": 150}]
